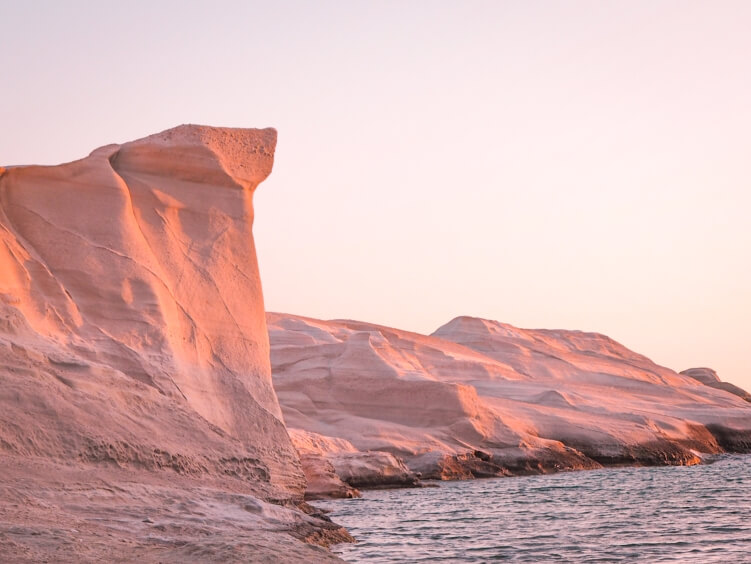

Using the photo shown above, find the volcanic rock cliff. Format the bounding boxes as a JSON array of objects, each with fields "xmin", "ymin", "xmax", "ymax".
[
  {"xmin": 268, "ymin": 313, "xmax": 751, "ymax": 497},
  {"xmin": 0, "ymin": 126, "xmax": 347, "ymax": 562}
]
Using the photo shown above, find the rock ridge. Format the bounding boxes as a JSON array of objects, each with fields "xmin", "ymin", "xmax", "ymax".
[
  {"xmin": 681, "ymin": 367, "xmax": 751, "ymax": 402},
  {"xmin": 268, "ymin": 312, "xmax": 751, "ymax": 497}
]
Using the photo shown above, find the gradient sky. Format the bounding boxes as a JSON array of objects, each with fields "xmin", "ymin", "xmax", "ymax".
[{"xmin": 2, "ymin": 1, "xmax": 750, "ymax": 389}]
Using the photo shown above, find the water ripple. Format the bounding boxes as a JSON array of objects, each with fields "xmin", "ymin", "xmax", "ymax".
[{"xmin": 318, "ymin": 455, "xmax": 751, "ymax": 563}]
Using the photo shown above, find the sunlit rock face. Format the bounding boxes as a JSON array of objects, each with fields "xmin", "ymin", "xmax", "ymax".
[
  {"xmin": 268, "ymin": 313, "xmax": 751, "ymax": 495},
  {"xmin": 0, "ymin": 126, "xmax": 304, "ymax": 498}
]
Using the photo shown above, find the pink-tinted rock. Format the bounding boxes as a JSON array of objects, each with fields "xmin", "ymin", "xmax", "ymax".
[
  {"xmin": 0, "ymin": 127, "xmax": 345, "ymax": 562},
  {"xmin": 681, "ymin": 367, "xmax": 751, "ymax": 403},
  {"xmin": 268, "ymin": 312, "xmax": 751, "ymax": 494}
]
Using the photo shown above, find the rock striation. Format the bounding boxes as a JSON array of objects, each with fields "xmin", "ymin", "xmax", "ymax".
[
  {"xmin": 0, "ymin": 126, "xmax": 347, "ymax": 562},
  {"xmin": 268, "ymin": 313, "xmax": 751, "ymax": 496}
]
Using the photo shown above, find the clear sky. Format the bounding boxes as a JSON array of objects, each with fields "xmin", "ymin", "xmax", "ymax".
[{"xmin": 2, "ymin": 1, "xmax": 750, "ymax": 389}]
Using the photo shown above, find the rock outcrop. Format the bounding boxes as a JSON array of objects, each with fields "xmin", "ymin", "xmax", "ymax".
[
  {"xmin": 681, "ymin": 367, "xmax": 751, "ymax": 403},
  {"xmin": 289, "ymin": 429, "xmax": 421, "ymax": 499},
  {"xmin": 0, "ymin": 126, "xmax": 347, "ymax": 562},
  {"xmin": 268, "ymin": 313, "xmax": 751, "ymax": 496}
]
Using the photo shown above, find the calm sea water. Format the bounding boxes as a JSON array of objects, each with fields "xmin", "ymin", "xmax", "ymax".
[{"xmin": 317, "ymin": 455, "xmax": 751, "ymax": 563}]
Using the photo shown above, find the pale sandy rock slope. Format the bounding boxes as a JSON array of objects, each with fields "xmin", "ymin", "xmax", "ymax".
[
  {"xmin": 0, "ymin": 127, "xmax": 347, "ymax": 562},
  {"xmin": 680, "ymin": 367, "xmax": 751, "ymax": 402},
  {"xmin": 268, "ymin": 313, "xmax": 751, "ymax": 495}
]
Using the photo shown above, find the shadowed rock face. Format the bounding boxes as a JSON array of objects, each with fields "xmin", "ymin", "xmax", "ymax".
[
  {"xmin": 681, "ymin": 368, "xmax": 751, "ymax": 403},
  {"xmin": 0, "ymin": 127, "xmax": 346, "ymax": 561},
  {"xmin": 268, "ymin": 313, "xmax": 751, "ymax": 495}
]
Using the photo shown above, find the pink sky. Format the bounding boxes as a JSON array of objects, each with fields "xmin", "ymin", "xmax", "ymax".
[{"xmin": 2, "ymin": 1, "xmax": 750, "ymax": 389}]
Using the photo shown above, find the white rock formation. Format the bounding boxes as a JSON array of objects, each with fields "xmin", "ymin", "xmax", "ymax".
[
  {"xmin": 268, "ymin": 313, "xmax": 751, "ymax": 493},
  {"xmin": 681, "ymin": 367, "xmax": 751, "ymax": 402},
  {"xmin": 0, "ymin": 126, "xmax": 347, "ymax": 561}
]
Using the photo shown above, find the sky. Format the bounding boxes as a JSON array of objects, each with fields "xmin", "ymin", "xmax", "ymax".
[{"xmin": 1, "ymin": 1, "xmax": 750, "ymax": 389}]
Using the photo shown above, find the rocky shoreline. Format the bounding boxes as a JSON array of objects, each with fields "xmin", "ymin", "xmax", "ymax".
[
  {"xmin": 268, "ymin": 313, "xmax": 751, "ymax": 502},
  {"xmin": 2, "ymin": 126, "xmax": 750, "ymax": 562},
  {"xmin": 299, "ymin": 436, "xmax": 751, "ymax": 502}
]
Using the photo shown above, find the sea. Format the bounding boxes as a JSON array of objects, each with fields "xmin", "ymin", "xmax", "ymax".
[{"xmin": 316, "ymin": 454, "xmax": 751, "ymax": 563}]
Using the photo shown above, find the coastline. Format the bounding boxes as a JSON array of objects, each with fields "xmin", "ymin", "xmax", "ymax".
[
  {"xmin": 318, "ymin": 454, "xmax": 751, "ymax": 563},
  {"xmin": 311, "ymin": 446, "xmax": 748, "ymax": 506}
]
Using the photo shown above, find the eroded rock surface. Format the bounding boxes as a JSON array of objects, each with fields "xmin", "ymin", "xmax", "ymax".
[
  {"xmin": 268, "ymin": 313, "xmax": 751, "ymax": 496},
  {"xmin": 681, "ymin": 367, "xmax": 751, "ymax": 403},
  {"xmin": 0, "ymin": 126, "xmax": 343, "ymax": 562}
]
